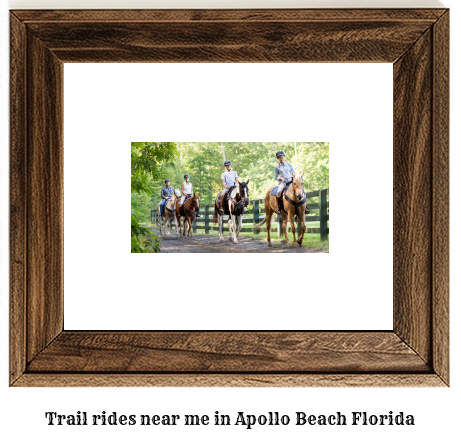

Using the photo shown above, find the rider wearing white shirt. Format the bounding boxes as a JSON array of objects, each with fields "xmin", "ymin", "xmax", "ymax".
[
  {"xmin": 179, "ymin": 174, "xmax": 200, "ymax": 217},
  {"xmin": 219, "ymin": 160, "xmax": 238, "ymax": 213}
]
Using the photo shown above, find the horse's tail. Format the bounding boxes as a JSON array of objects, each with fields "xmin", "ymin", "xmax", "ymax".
[
  {"xmin": 254, "ymin": 217, "xmax": 267, "ymax": 228},
  {"xmin": 213, "ymin": 202, "xmax": 219, "ymax": 224}
]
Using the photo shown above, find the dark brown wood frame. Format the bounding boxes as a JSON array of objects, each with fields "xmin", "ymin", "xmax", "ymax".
[{"xmin": 10, "ymin": 9, "xmax": 449, "ymax": 387}]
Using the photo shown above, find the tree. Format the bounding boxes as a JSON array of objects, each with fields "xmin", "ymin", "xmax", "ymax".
[
  {"xmin": 137, "ymin": 142, "xmax": 329, "ymax": 232},
  {"xmin": 131, "ymin": 142, "xmax": 178, "ymax": 253}
]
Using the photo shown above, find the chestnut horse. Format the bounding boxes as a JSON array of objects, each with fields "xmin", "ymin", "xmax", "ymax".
[
  {"xmin": 255, "ymin": 173, "xmax": 309, "ymax": 247},
  {"xmin": 213, "ymin": 180, "xmax": 250, "ymax": 244},
  {"xmin": 157, "ymin": 188, "xmax": 181, "ymax": 236},
  {"xmin": 175, "ymin": 193, "xmax": 201, "ymax": 237}
]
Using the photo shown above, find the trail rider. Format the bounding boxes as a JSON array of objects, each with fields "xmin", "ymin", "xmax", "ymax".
[
  {"xmin": 179, "ymin": 174, "xmax": 200, "ymax": 217},
  {"xmin": 274, "ymin": 150, "xmax": 296, "ymax": 214},
  {"xmin": 159, "ymin": 179, "xmax": 174, "ymax": 217},
  {"xmin": 219, "ymin": 160, "xmax": 239, "ymax": 213}
]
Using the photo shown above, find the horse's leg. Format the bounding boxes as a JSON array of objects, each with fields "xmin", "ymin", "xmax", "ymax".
[
  {"xmin": 288, "ymin": 210, "xmax": 297, "ymax": 245},
  {"xmin": 229, "ymin": 211, "xmax": 238, "ymax": 244},
  {"xmin": 237, "ymin": 214, "xmax": 243, "ymax": 237},
  {"xmin": 282, "ymin": 212, "xmax": 291, "ymax": 246},
  {"xmin": 228, "ymin": 200, "xmax": 238, "ymax": 243},
  {"xmin": 231, "ymin": 214, "xmax": 238, "ymax": 244},
  {"xmin": 166, "ymin": 214, "xmax": 170, "ymax": 235},
  {"xmin": 189, "ymin": 217, "xmax": 194, "ymax": 237},
  {"xmin": 228, "ymin": 217, "xmax": 234, "ymax": 242},
  {"xmin": 186, "ymin": 216, "xmax": 191, "ymax": 237},
  {"xmin": 173, "ymin": 213, "xmax": 179, "ymax": 237},
  {"xmin": 218, "ymin": 215, "xmax": 223, "ymax": 242},
  {"xmin": 297, "ymin": 208, "xmax": 306, "ymax": 246}
]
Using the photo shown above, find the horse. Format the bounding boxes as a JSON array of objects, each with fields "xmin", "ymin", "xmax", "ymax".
[
  {"xmin": 254, "ymin": 173, "xmax": 309, "ymax": 247},
  {"xmin": 213, "ymin": 180, "xmax": 250, "ymax": 244},
  {"xmin": 157, "ymin": 188, "xmax": 181, "ymax": 236},
  {"xmin": 175, "ymin": 193, "xmax": 201, "ymax": 237}
]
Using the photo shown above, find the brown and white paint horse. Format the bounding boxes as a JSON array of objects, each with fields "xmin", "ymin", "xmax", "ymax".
[
  {"xmin": 255, "ymin": 173, "xmax": 308, "ymax": 247},
  {"xmin": 157, "ymin": 188, "xmax": 181, "ymax": 236},
  {"xmin": 213, "ymin": 180, "xmax": 250, "ymax": 244},
  {"xmin": 175, "ymin": 193, "xmax": 201, "ymax": 237}
]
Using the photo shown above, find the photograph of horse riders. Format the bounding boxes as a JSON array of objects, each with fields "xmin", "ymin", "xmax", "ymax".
[{"xmin": 131, "ymin": 142, "xmax": 328, "ymax": 253}]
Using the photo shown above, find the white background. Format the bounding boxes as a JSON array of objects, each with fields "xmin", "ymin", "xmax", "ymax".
[
  {"xmin": 1, "ymin": 0, "xmax": 458, "ymax": 435},
  {"xmin": 63, "ymin": 63, "xmax": 392, "ymax": 330}
]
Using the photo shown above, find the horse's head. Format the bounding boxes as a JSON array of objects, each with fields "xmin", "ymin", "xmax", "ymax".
[
  {"xmin": 174, "ymin": 188, "xmax": 181, "ymax": 198},
  {"xmin": 292, "ymin": 172, "xmax": 305, "ymax": 202},
  {"xmin": 193, "ymin": 193, "xmax": 200, "ymax": 213},
  {"xmin": 238, "ymin": 179, "xmax": 250, "ymax": 207}
]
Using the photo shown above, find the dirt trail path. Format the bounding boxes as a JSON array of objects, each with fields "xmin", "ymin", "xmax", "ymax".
[{"xmin": 152, "ymin": 228, "xmax": 326, "ymax": 253}]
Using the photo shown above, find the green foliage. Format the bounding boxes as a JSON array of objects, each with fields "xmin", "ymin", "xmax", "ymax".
[
  {"xmin": 131, "ymin": 142, "xmax": 178, "ymax": 194},
  {"xmin": 131, "ymin": 142, "xmax": 178, "ymax": 180},
  {"xmin": 131, "ymin": 142, "xmax": 178, "ymax": 253},
  {"xmin": 150, "ymin": 142, "xmax": 329, "ymax": 204},
  {"xmin": 131, "ymin": 211, "xmax": 161, "ymax": 253}
]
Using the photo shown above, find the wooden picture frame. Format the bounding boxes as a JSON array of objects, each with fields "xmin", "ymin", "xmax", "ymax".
[{"xmin": 10, "ymin": 9, "xmax": 449, "ymax": 387}]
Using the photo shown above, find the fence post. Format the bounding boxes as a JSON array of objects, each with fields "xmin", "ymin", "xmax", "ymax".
[
  {"xmin": 319, "ymin": 188, "xmax": 328, "ymax": 241},
  {"xmin": 205, "ymin": 204, "xmax": 210, "ymax": 234},
  {"xmin": 253, "ymin": 200, "xmax": 260, "ymax": 234}
]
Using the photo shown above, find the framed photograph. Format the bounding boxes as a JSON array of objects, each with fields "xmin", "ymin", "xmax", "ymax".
[
  {"xmin": 132, "ymin": 141, "xmax": 329, "ymax": 253},
  {"xmin": 10, "ymin": 9, "xmax": 449, "ymax": 386}
]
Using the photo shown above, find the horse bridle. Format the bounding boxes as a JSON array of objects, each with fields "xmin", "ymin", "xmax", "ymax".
[
  {"xmin": 237, "ymin": 184, "xmax": 249, "ymax": 207},
  {"xmin": 183, "ymin": 196, "xmax": 199, "ymax": 217},
  {"xmin": 287, "ymin": 187, "xmax": 305, "ymax": 202}
]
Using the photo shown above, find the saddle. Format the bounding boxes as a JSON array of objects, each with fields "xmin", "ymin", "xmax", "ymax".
[
  {"xmin": 270, "ymin": 180, "xmax": 292, "ymax": 197},
  {"xmin": 218, "ymin": 186, "xmax": 236, "ymax": 209},
  {"xmin": 180, "ymin": 195, "xmax": 192, "ymax": 213}
]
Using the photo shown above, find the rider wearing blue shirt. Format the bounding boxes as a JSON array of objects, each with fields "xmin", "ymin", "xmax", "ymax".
[{"xmin": 160, "ymin": 179, "xmax": 174, "ymax": 216}]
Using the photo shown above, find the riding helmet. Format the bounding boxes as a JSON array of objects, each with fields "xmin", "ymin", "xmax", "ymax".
[
  {"xmin": 276, "ymin": 150, "xmax": 285, "ymax": 158},
  {"xmin": 224, "ymin": 160, "xmax": 232, "ymax": 166},
  {"xmin": 184, "ymin": 174, "xmax": 190, "ymax": 179},
  {"xmin": 164, "ymin": 179, "xmax": 170, "ymax": 184}
]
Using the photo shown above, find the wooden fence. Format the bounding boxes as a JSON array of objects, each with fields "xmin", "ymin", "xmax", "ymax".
[{"xmin": 151, "ymin": 188, "xmax": 329, "ymax": 241}]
